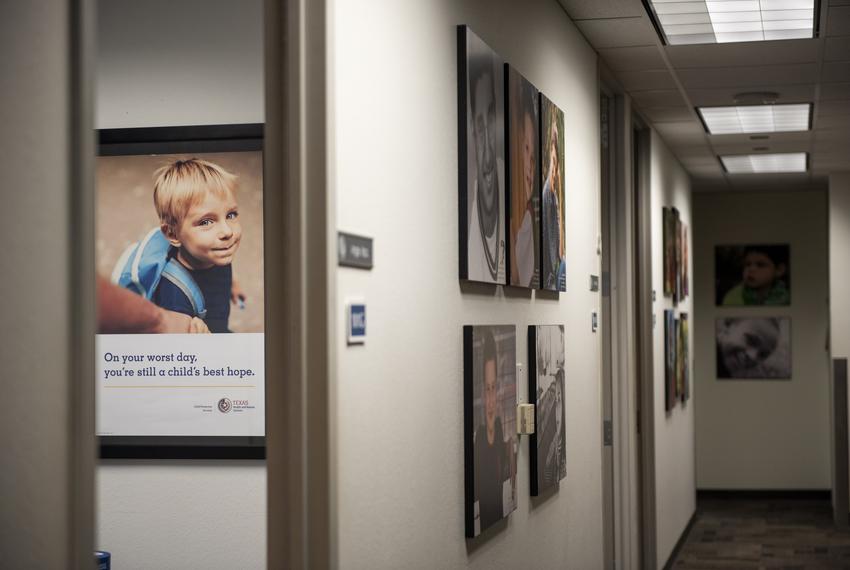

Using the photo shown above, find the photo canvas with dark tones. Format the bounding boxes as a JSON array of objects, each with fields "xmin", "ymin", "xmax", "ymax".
[
  {"xmin": 676, "ymin": 315, "xmax": 684, "ymax": 399},
  {"xmin": 506, "ymin": 65, "xmax": 540, "ymax": 289},
  {"xmin": 464, "ymin": 325, "xmax": 517, "ymax": 538},
  {"xmin": 528, "ymin": 325, "xmax": 566, "ymax": 496},
  {"xmin": 675, "ymin": 213, "xmax": 683, "ymax": 302},
  {"xmin": 681, "ymin": 313, "xmax": 690, "ymax": 402},
  {"xmin": 458, "ymin": 26, "xmax": 506, "ymax": 285},
  {"xmin": 664, "ymin": 309, "xmax": 676, "ymax": 411},
  {"xmin": 715, "ymin": 244, "xmax": 790, "ymax": 306},
  {"xmin": 716, "ymin": 317, "xmax": 792, "ymax": 380},
  {"xmin": 540, "ymin": 93, "xmax": 566, "ymax": 292},
  {"xmin": 663, "ymin": 208, "xmax": 675, "ymax": 298}
]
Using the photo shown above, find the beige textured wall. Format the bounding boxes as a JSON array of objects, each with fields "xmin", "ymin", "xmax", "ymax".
[{"xmin": 694, "ymin": 190, "xmax": 829, "ymax": 490}]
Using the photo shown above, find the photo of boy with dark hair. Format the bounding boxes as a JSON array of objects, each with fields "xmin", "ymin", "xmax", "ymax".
[
  {"xmin": 716, "ymin": 244, "xmax": 790, "ymax": 306},
  {"xmin": 464, "ymin": 325, "xmax": 517, "ymax": 538}
]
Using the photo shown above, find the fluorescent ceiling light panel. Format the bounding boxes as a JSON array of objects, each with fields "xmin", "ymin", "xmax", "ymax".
[
  {"xmin": 720, "ymin": 152, "xmax": 807, "ymax": 173},
  {"xmin": 647, "ymin": 0, "xmax": 815, "ymax": 45},
  {"xmin": 698, "ymin": 103, "xmax": 811, "ymax": 134}
]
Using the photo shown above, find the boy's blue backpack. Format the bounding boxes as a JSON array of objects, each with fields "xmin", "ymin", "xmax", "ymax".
[{"xmin": 111, "ymin": 228, "xmax": 207, "ymax": 319}]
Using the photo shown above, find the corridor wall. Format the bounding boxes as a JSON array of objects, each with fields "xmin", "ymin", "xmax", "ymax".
[
  {"xmin": 333, "ymin": 0, "xmax": 604, "ymax": 567},
  {"xmin": 649, "ymin": 131, "xmax": 696, "ymax": 566},
  {"xmin": 693, "ymin": 189, "xmax": 830, "ymax": 490},
  {"xmin": 830, "ymin": 173, "xmax": 850, "ymax": 501},
  {"xmin": 95, "ymin": 1, "xmax": 266, "ymax": 569}
]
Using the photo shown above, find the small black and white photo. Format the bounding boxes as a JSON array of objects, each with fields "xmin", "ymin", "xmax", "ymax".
[
  {"xmin": 716, "ymin": 317, "xmax": 791, "ymax": 380},
  {"xmin": 528, "ymin": 325, "xmax": 566, "ymax": 496}
]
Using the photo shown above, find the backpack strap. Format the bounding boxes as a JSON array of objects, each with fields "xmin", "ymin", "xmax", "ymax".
[{"xmin": 161, "ymin": 259, "xmax": 207, "ymax": 320}]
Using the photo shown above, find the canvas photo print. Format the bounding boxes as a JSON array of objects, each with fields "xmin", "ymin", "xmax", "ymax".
[
  {"xmin": 540, "ymin": 93, "xmax": 566, "ymax": 292},
  {"xmin": 680, "ymin": 313, "xmax": 690, "ymax": 402},
  {"xmin": 528, "ymin": 325, "xmax": 566, "ymax": 496},
  {"xmin": 506, "ymin": 65, "xmax": 540, "ymax": 289},
  {"xmin": 716, "ymin": 317, "xmax": 791, "ymax": 380},
  {"xmin": 664, "ymin": 310, "xmax": 676, "ymax": 411},
  {"xmin": 458, "ymin": 26, "xmax": 506, "ymax": 285},
  {"xmin": 663, "ymin": 208, "xmax": 675, "ymax": 298},
  {"xmin": 715, "ymin": 244, "xmax": 790, "ymax": 306},
  {"xmin": 464, "ymin": 325, "xmax": 517, "ymax": 538}
]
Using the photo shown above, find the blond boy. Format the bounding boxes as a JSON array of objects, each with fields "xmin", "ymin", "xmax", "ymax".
[{"xmin": 151, "ymin": 158, "xmax": 243, "ymax": 333}]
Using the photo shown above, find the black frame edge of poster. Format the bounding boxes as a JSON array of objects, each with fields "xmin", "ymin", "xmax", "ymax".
[
  {"xmin": 504, "ymin": 63, "xmax": 513, "ymax": 288},
  {"xmin": 528, "ymin": 325, "xmax": 540, "ymax": 496},
  {"xmin": 463, "ymin": 326, "xmax": 476, "ymax": 538},
  {"xmin": 97, "ymin": 122, "xmax": 266, "ymax": 460},
  {"xmin": 458, "ymin": 26, "xmax": 470, "ymax": 281}
]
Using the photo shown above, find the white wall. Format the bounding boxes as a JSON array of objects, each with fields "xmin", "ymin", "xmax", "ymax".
[
  {"xmin": 95, "ymin": 2, "xmax": 266, "ymax": 568},
  {"xmin": 693, "ymin": 190, "xmax": 830, "ymax": 490},
  {"xmin": 830, "ymin": 174, "xmax": 850, "ymax": 359},
  {"xmin": 649, "ymin": 131, "xmax": 696, "ymax": 566},
  {"xmin": 96, "ymin": 0, "xmax": 264, "ymax": 129},
  {"xmin": 333, "ymin": 0, "xmax": 604, "ymax": 567},
  {"xmin": 830, "ymin": 173, "xmax": 850, "ymax": 503}
]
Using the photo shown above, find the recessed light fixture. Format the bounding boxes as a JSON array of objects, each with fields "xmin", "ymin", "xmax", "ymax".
[
  {"xmin": 698, "ymin": 103, "xmax": 812, "ymax": 135},
  {"xmin": 646, "ymin": 0, "xmax": 816, "ymax": 45},
  {"xmin": 720, "ymin": 152, "xmax": 807, "ymax": 174}
]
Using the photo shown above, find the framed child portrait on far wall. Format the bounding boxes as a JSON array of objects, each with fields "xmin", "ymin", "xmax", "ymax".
[
  {"xmin": 96, "ymin": 124, "xmax": 266, "ymax": 459},
  {"xmin": 715, "ymin": 244, "xmax": 790, "ymax": 306}
]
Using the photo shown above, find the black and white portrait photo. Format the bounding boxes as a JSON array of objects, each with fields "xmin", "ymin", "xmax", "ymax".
[
  {"xmin": 716, "ymin": 317, "xmax": 791, "ymax": 380},
  {"xmin": 528, "ymin": 325, "xmax": 566, "ymax": 496},
  {"xmin": 458, "ymin": 26, "xmax": 506, "ymax": 285}
]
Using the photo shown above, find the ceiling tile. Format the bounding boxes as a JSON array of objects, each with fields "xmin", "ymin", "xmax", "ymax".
[
  {"xmin": 686, "ymin": 84, "xmax": 817, "ymax": 106},
  {"xmin": 813, "ymin": 113, "xmax": 850, "ymax": 127},
  {"xmin": 574, "ymin": 17, "xmax": 657, "ymax": 49},
  {"xmin": 686, "ymin": 163, "xmax": 726, "ymax": 178},
  {"xmin": 726, "ymin": 173, "xmax": 812, "ymax": 188},
  {"xmin": 558, "ymin": 0, "xmax": 645, "ymax": 20},
  {"xmin": 677, "ymin": 64, "xmax": 819, "ymax": 89},
  {"xmin": 617, "ymin": 69, "xmax": 678, "ymax": 91},
  {"xmin": 598, "ymin": 46, "xmax": 667, "ymax": 71},
  {"xmin": 814, "ymin": 125, "xmax": 850, "ymax": 141},
  {"xmin": 822, "ymin": 61, "xmax": 850, "ymax": 83},
  {"xmin": 631, "ymin": 89, "xmax": 688, "ymax": 107},
  {"xmin": 653, "ymin": 120, "xmax": 709, "ymax": 146},
  {"xmin": 827, "ymin": 6, "xmax": 850, "ymax": 36},
  {"xmin": 639, "ymin": 106, "xmax": 696, "ymax": 123},
  {"xmin": 666, "ymin": 40, "xmax": 818, "ymax": 69},
  {"xmin": 819, "ymin": 82, "xmax": 850, "ymax": 100},
  {"xmin": 825, "ymin": 37, "xmax": 850, "ymax": 62},
  {"xmin": 816, "ymin": 100, "xmax": 850, "ymax": 116}
]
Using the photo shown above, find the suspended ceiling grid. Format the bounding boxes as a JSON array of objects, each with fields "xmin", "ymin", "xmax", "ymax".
[{"xmin": 558, "ymin": 0, "xmax": 850, "ymax": 191}]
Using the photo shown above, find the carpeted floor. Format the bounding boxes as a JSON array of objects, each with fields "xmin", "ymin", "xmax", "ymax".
[{"xmin": 670, "ymin": 495, "xmax": 850, "ymax": 569}]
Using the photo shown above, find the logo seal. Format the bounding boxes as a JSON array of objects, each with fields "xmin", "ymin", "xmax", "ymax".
[{"xmin": 217, "ymin": 398, "xmax": 232, "ymax": 413}]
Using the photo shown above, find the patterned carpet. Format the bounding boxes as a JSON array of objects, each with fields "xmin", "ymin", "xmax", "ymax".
[{"xmin": 670, "ymin": 495, "xmax": 850, "ymax": 569}]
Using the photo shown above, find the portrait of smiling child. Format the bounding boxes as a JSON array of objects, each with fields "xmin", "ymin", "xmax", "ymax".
[{"xmin": 152, "ymin": 158, "xmax": 245, "ymax": 333}]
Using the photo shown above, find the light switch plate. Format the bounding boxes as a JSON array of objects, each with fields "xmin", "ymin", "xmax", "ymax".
[{"xmin": 517, "ymin": 403, "xmax": 535, "ymax": 435}]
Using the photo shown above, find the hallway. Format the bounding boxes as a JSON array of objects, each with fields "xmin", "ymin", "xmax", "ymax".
[{"xmin": 672, "ymin": 495, "xmax": 850, "ymax": 569}]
